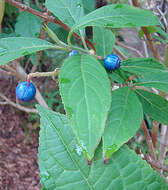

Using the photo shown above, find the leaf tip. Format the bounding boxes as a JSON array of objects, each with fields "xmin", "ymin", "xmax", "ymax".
[
  {"xmin": 103, "ymin": 158, "xmax": 110, "ymax": 165},
  {"xmin": 87, "ymin": 160, "xmax": 92, "ymax": 166}
]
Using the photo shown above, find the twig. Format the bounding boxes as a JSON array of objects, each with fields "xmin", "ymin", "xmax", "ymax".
[
  {"xmin": 164, "ymin": 44, "xmax": 168, "ymax": 67},
  {"xmin": 5, "ymin": 0, "xmax": 95, "ymax": 51},
  {"xmin": 145, "ymin": 155, "xmax": 168, "ymax": 172},
  {"xmin": 141, "ymin": 120, "xmax": 157, "ymax": 161},
  {"xmin": 131, "ymin": 0, "xmax": 160, "ymax": 61},
  {"xmin": 0, "ymin": 93, "xmax": 38, "ymax": 113},
  {"xmin": 113, "ymin": 46, "xmax": 127, "ymax": 60},
  {"xmin": 156, "ymin": 6, "xmax": 168, "ymax": 29},
  {"xmin": 116, "ymin": 41, "xmax": 144, "ymax": 57},
  {"xmin": 27, "ymin": 68, "xmax": 59, "ymax": 85},
  {"xmin": 0, "ymin": 101, "xmax": 8, "ymax": 105},
  {"xmin": 143, "ymin": 40, "xmax": 149, "ymax": 57},
  {"xmin": 152, "ymin": 121, "xmax": 159, "ymax": 149},
  {"xmin": 158, "ymin": 124, "xmax": 168, "ymax": 174}
]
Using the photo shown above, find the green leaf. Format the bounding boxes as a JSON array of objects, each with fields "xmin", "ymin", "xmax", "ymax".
[
  {"xmin": 82, "ymin": 0, "xmax": 95, "ymax": 14},
  {"xmin": 0, "ymin": 37, "xmax": 56, "ymax": 65},
  {"xmin": 121, "ymin": 58, "xmax": 166, "ymax": 75},
  {"xmin": 136, "ymin": 72, "xmax": 168, "ymax": 93},
  {"xmin": 59, "ymin": 55, "xmax": 111, "ymax": 160},
  {"xmin": 46, "ymin": 0, "xmax": 84, "ymax": 29},
  {"xmin": 15, "ymin": 11, "xmax": 41, "ymax": 37},
  {"xmin": 103, "ymin": 87, "xmax": 143, "ymax": 158},
  {"xmin": 135, "ymin": 89, "xmax": 168, "ymax": 125},
  {"xmin": 71, "ymin": 4, "xmax": 160, "ymax": 33},
  {"xmin": 93, "ymin": 27, "xmax": 115, "ymax": 58},
  {"xmin": 37, "ymin": 105, "xmax": 168, "ymax": 190},
  {"xmin": 109, "ymin": 70, "xmax": 126, "ymax": 83}
]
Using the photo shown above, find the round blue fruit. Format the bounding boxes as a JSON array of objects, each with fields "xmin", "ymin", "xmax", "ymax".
[
  {"xmin": 104, "ymin": 54, "xmax": 121, "ymax": 71},
  {"xmin": 68, "ymin": 50, "xmax": 78, "ymax": 57},
  {"xmin": 16, "ymin": 81, "xmax": 36, "ymax": 102}
]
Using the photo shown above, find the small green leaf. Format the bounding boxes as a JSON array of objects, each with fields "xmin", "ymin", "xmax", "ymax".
[
  {"xmin": 136, "ymin": 89, "xmax": 168, "ymax": 125},
  {"xmin": 71, "ymin": 4, "xmax": 160, "ymax": 33},
  {"xmin": 103, "ymin": 87, "xmax": 143, "ymax": 158},
  {"xmin": 136, "ymin": 72, "xmax": 168, "ymax": 93},
  {"xmin": 37, "ymin": 105, "xmax": 168, "ymax": 190},
  {"xmin": 15, "ymin": 11, "xmax": 41, "ymax": 37},
  {"xmin": 0, "ymin": 37, "xmax": 56, "ymax": 65},
  {"xmin": 121, "ymin": 58, "xmax": 166, "ymax": 75},
  {"xmin": 59, "ymin": 55, "xmax": 111, "ymax": 160},
  {"xmin": 93, "ymin": 27, "xmax": 115, "ymax": 58}
]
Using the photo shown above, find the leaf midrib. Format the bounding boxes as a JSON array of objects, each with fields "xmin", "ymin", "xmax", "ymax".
[
  {"xmin": 80, "ymin": 56, "xmax": 91, "ymax": 158},
  {"xmin": 135, "ymin": 90, "xmax": 168, "ymax": 113},
  {"xmin": 72, "ymin": 13, "xmax": 157, "ymax": 31},
  {"xmin": 44, "ymin": 113, "xmax": 94, "ymax": 189}
]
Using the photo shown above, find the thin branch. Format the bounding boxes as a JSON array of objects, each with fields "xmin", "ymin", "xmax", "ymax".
[
  {"xmin": 141, "ymin": 120, "xmax": 157, "ymax": 161},
  {"xmin": 152, "ymin": 121, "xmax": 159, "ymax": 149},
  {"xmin": 131, "ymin": 0, "xmax": 160, "ymax": 61},
  {"xmin": 5, "ymin": 0, "xmax": 96, "ymax": 51},
  {"xmin": 146, "ymin": 155, "xmax": 168, "ymax": 172},
  {"xmin": 158, "ymin": 125, "xmax": 168, "ymax": 173},
  {"xmin": 0, "ymin": 101, "xmax": 8, "ymax": 105},
  {"xmin": 0, "ymin": 93, "xmax": 38, "ymax": 113},
  {"xmin": 116, "ymin": 41, "xmax": 144, "ymax": 57},
  {"xmin": 143, "ymin": 40, "xmax": 149, "ymax": 57},
  {"xmin": 27, "ymin": 68, "xmax": 59, "ymax": 85},
  {"xmin": 164, "ymin": 44, "xmax": 168, "ymax": 67},
  {"xmin": 113, "ymin": 46, "xmax": 128, "ymax": 60}
]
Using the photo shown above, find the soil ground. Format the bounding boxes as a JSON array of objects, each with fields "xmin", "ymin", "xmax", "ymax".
[{"xmin": 0, "ymin": 78, "xmax": 41, "ymax": 190}]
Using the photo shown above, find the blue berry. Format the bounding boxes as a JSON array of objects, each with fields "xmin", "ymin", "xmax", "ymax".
[
  {"xmin": 68, "ymin": 50, "xmax": 78, "ymax": 57},
  {"xmin": 16, "ymin": 81, "xmax": 36, "ymax": 102},
  {"xmin": 104, "ymin": 54, "xmax": 121, "ymax": 71}
]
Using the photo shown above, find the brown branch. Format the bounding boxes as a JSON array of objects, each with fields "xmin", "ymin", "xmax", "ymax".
[
  {"xmin": 132, "ymin": 0, "xmax": 160, "ymax": 61},
  {"xmin": 158, "ymin": 125, "xmax": 168, "ymax": 173},
  {"xmin": 0, "ymin": 92, "xmax": 38, "ymax": 113},
  {"xmin": 141, "ymin": 120, "xmax": 157, "ymax": 161},
  {"xmin": 164, "ymin": 44, "xmax": 168, "ymax": 67},
  {"xmin": 5, "ymin": 0, "xmax": 95, "ymax": 51},
  {"xmin": 152, "ymin": 121, "xmax": 159, "ymax": 149},
  {"xmin": 145, "ymin": 155, "xmax": 168, "ymax": 172}
]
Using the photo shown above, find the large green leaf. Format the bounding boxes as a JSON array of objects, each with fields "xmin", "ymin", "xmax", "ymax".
[
  {"xmin": 121, "ymin": 58, "xmax": 166, "ymax": 75},
  {"xmin": 93, "ymin": 27, "xmax": 115, "ymax": 58},
  {"xmin": 37, "ymin": 105, "xmax": 168, "ymax": 190},
  {"xmin": 103, "ymin": 87, "xmax": 143, "ymax": 158},
  {"xmin": 59, "ymin": 55, "xmax": 111, "ymax": 160},
  {"xmin": 0, "ymin": 37, "xmax": 56, "ymax": 65},
  {"xmin": 46, "ymin": 0, "xmax": 84, "ymax": 29},
  {"xmin": 135, "ymin": 89, "xmax": 168, "ymax": 125},
  {"xmin": 70, "ymin": 4, "xmax": 160, "ymax": 33},
  {"xmin": 136, "ymin": 72, "xmax": 168, "ymax": 93},
  {"xmin": 15, "ymin": 11, "xmax": 41, "ymax": 37}
]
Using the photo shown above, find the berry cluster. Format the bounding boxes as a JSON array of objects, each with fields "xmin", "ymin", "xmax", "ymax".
[{"xmin": 68, "ymin": 50, "xmax": 78, "ymax": 57}]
